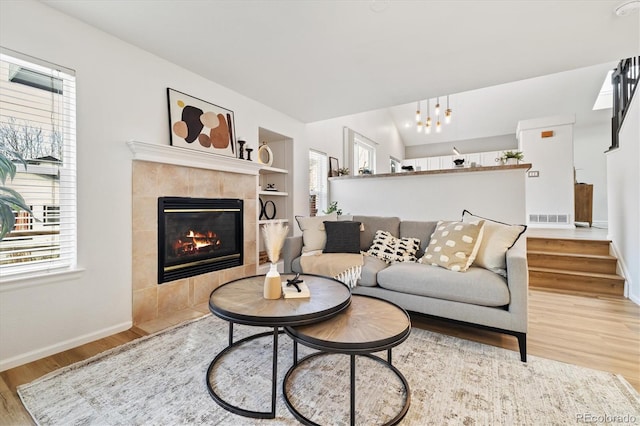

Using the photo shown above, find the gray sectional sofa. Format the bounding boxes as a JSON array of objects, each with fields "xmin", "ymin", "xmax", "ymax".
[{"xmin": 282, "ymin": 215, "xmax": 529, "ymax": 361}]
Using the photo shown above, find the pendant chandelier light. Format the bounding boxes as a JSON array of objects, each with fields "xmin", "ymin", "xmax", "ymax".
[{"xmin": 415, "ymin": 95, "xmax": 453, "ymax": 134}]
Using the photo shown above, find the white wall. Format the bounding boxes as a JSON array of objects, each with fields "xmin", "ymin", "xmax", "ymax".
[
  {"xmin": 574, "ymin": 120, "xmax": 610, "ymax": 227},
  {"xmin": 297, "ymin": 108, "xmax": 404, "ymax": 227},
  {"xmin": 606, "ymin": 85, "xmax": 639, "ymax": 304},
  {"xmin": 329, "ymin": 168, "xmax": 527, "ymax": 224},
  {"xmin": 517, "ymin": 115, "xmax": 575, "ymax": 228},
  {"xmin": 0, "ymin": 0, "xmax": 304, "ymax": 370}
]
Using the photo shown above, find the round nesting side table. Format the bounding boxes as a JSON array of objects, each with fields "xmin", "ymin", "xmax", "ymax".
[
  {"xmin": 207, "ymin": 274, "xmax": 351, "ymax": 419},
  {"xmin": 284, "ymin": 294, "xmax": 412, "ymax": 426}
]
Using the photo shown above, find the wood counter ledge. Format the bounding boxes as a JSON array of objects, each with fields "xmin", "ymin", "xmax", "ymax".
[{"xmin": 330, "ymin": 163, "xmax": 532, "ymax": 180}]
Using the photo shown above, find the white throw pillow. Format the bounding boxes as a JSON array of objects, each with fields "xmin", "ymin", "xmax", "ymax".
[
  {"xmin": 295, "ymin": 213, "xmax": 338, "ymax": 253},
  {"xmin": 366, "ymin": 230, "xmax": 421, "ymax": 264},
  {"xmin": 462, "ymin": 210, "xmax": 527, "ymax": 277}
]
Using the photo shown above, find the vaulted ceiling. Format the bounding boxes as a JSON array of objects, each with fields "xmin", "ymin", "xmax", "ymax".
[{"xmin": 42, "ymin": 0, "xmax": 638, "ymax": 145}]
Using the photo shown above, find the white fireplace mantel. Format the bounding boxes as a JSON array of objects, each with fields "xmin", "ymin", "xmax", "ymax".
[{"xmin": 127, "ymin": 140, "xmax": 263, "ymax": 175}]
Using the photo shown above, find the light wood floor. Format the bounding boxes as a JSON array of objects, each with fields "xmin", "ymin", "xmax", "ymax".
[{"xmin": 1, "ymin": 289, "xmax": 639, "ymax": 425}]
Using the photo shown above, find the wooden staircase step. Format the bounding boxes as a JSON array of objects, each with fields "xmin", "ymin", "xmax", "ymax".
[
  {"xmin": 527, "ymin": 251, "xmax": 618, "ymax": 275},
  {"xmin": 529, "ymin": 267, "xmax": 625, "ymax": 296},
  {"xmin": 527, "ymin": 237, "xmax": 610, "ymax": 256}
]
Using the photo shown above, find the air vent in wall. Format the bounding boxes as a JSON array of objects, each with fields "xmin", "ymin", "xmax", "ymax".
[{"xmin": 529, "ymin": 214, "xmax": 570, "ymax": 224}]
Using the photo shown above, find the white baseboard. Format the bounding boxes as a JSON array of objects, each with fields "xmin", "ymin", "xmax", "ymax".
[
  {"xmin": 526, "ymin": 224, "xmax": 575, "ymax": 229},
  {"xmin": 609, "ymin": 241, "xmax": 637, "ymax": 304},
  {"xmin": 0, "ymin": 321, "xmax": 132, "ymax": 372}
]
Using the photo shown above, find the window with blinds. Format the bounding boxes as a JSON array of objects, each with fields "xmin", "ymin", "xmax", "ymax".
[
  {"xmin": 309, "ymin": 150, "xmax": 328, "ymax": 216},
  {"xmin": 0, "ymin": 48, "xmax": 77, "ymax": 279}
]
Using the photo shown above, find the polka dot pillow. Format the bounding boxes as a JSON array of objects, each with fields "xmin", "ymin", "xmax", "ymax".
[
  {"xmin": 366, "ymin": 230, "xmax": 421, "ymax": 264},
  {"xmin": 419, "ymin": 220, "xmax": 485, "ymax": 272}
]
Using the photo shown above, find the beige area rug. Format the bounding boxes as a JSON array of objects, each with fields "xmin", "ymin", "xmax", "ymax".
[{"xmin": 18, "ymin": 315, "xmax": 640, "ymax": 425}]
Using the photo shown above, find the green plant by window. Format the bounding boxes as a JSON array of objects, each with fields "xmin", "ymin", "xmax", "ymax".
[
  {"xmin": 0, "ymin": 151, "xmax": 37, "ymax": 240},
  {"xmin": 323, "ymin": 201, "xmax": 342, "ymax": 216}
]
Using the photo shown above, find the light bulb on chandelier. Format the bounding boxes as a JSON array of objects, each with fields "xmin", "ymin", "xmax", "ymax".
[{"xmin": 413, "ymin": 95, "xmax": 453, "ymax": 135}]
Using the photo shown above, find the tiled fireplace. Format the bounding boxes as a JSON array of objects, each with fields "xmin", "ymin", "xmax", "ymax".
[{"xmin": 130, "ymin": 142, "xmax": 258, "ymax": 325}]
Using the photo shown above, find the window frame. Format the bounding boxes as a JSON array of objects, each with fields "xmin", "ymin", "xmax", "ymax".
[
  {"xmin": 0, "ymin": 48, "xmax": 78, "ymax": 282},
  {"xmin": 308, "ymin": 149, "xmax": 328, "ymax": 216}
]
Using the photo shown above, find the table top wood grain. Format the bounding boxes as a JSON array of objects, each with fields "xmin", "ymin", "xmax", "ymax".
[
  {"xmin": 286, "ymin": 295, "xmax": 411, "ymax": 353},
  {"xmin": 209, "ymin": 274, "xmax": 351, "ymax": 326}
]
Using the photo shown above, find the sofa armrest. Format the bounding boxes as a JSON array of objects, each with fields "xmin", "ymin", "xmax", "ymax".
[
  {"xmin": 505, "ymin": 237, "xmax": 529, "ymax": 333},
  {"xmin": 282, "ymin": 236, "xmax": 303, "ymax": 273}
]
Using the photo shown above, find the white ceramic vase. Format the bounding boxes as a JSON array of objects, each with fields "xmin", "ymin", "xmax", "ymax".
[{"xmin": 263, "ymin": 263, "xmax": 281, "ymax": 299}]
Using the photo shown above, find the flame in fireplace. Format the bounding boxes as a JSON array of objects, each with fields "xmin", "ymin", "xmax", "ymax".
[{"xmin": 172, "ymin": 230, "xmax": 222, "ymax": 256}]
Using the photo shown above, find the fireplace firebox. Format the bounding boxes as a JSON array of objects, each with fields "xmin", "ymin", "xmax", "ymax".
[{"xmin": 158, "ymin": 197, "xmax": 243, "ymax": 284}]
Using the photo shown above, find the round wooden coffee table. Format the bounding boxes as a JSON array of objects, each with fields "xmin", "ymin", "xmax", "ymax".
[
  {"xmin": 283, "ymin": 295, "xmax": 411, "ymax": 426},
  {"xmin": 207, "ymin": 274, "xmax": 351, "ymax": 419}
]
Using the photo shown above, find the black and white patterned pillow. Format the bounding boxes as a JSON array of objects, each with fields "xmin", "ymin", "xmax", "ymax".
[{"xmin": 366, "ymin": 230, "xmax": 421, "ymax": 264}]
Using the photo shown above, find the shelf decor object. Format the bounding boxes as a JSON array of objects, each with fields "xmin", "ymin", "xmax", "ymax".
[
  {"xmin": 261, "ymin": 221, "xmax": 289, "ymax": 299},
  {"xmin": 257, "ymin": 141, "xmax": 274, "ymax": 167},
  {"xmin": 167, "ymin": 88, "xmax": 236, "ymax": 158}
]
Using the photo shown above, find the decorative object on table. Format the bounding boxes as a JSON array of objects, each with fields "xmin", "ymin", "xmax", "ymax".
[
  {"xmin": 500, "ymin": 150, "xmax": 524, "ymax": 165},
  {"xmin": 245, "ymin": 147, "xmax": 253, "ymax": 161},
  {"xmin": 167, "ymin": 88, "xmax": 236, "ymax": 157},
  {"xmin": 261, "ymin": 221, "xmax": 289, "ymax": 299},
  {"xmin": 337, "ymin": 167, "xmax": 350, "ymax": 176},
  {"xmin": 257, "ymin": 141, "xmax": 274, "ymax": 167},
  {"xmin": 358, "ymin": 164, "xmax": 372, "ymax": 174},
  {"xmin": 265, "ymin": 183, "xmax": 278, "ymax": 191},
  {"xmin": 236, "ymin": 139, "xmax": 246, "ymax": 159},
  {"xmin": 259, "ymin": 199, "xmax": 276, "ymax": 220},
  {"xmin": 329, "ymin": 156, "xmax": 339, "ymax": 177},
  {"xmin": 452, "ymin": 147, "xmax": 464, "ymax": 167},
  {"xmin": 282, "ymin": 273, "xmax": 310, "ymax": 298}
]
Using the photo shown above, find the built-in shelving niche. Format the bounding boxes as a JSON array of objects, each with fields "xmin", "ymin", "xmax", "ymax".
[{"xmin": 257, "ymin": 127, "xmax": 294, "ymax": 273}]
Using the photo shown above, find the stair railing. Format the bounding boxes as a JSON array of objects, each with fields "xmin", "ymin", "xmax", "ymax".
[{"xmin": 610, "ymin": 56, "xmax": 639, "ymax": 151}]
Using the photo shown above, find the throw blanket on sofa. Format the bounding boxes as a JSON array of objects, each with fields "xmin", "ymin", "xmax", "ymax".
[{"xmin": 300, "ymin": 252, "xmax": 363, "ymax": 288}]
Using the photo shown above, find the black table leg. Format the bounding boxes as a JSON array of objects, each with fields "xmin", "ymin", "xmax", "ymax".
[
  {"xmin": 207, "ymin": 328, "xmax": 284, "ymax": 419},
  {"xmin": 271, "ymin": 327, "xmax": 278, "ymax": 417},
  {"xmin": 350, "ymin": 354, "xmax": 356, "ymax": 426}
]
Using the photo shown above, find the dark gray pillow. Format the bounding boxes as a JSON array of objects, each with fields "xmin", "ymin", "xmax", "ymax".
[{"xmin": 323, "ymin": 221, "xmax": 362, "ymax": 254}]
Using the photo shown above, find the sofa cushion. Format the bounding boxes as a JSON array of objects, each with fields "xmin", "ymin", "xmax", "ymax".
[
  {"xmin": 462, "ymin": 210, "xmax": 527, "ymax": 277},
  {"xmin": 420, "ymin": 220, "xmax": 485, "ymax": 272},
  {"xmin": 295, "ymin": 213, "xmax": 338, "ymax": 253},
  {"xmin": 366, "ymin": 230, "xmax": 421, "ymax": 264},
  {"xmin": 323, "ymin": 221, "xmax": 361, "ymax": 254},
  {"xmin": 377, "ymin": 262, "xmax": 510, "ymax": 307},
  {"xmin": 400, "ymin": 221, "xmax": 438, "ymax": 257},
  {"xmin": 352, "ymin": 216, "xmax": 400, "ymax": 251},
  {"xmin": 357, "ymin": 255, "xmax": 389, "ymax": 287}
]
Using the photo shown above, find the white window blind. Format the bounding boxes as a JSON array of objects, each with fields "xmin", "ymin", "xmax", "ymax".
[
  {"xmin": 309, "ymin": 150, "xmax": 328, "ymax": 215},
  {"xmin": 0, "ymin": 48, "xmax": 77, "ymax": 279}
]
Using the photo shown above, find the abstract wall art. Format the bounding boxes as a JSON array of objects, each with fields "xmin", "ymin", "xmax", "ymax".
[{"xmin": 167, "ymin": 88, "xmax": 236, "ymax": 157}]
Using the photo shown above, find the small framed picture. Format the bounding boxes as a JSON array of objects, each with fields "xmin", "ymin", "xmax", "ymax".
[
  {"xmin": 329, "ymin": 156, "xmax": 339, "ymax": 177},
  {"xmin": 167, "ymin": 88, "xmax": 237, "ymax": 158}
]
